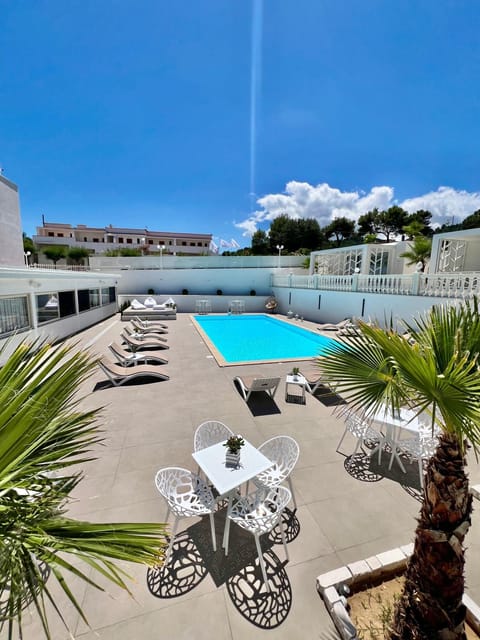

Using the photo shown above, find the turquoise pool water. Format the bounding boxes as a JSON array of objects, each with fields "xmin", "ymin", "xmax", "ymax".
[{"xmin": 193, "ymin": 314, "xmax": 334, "ymax": 364}]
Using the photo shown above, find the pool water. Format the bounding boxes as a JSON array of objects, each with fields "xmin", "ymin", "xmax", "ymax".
[{"xmin": 193, "ymin": 314, "xmax": 334, "ymax": 365}]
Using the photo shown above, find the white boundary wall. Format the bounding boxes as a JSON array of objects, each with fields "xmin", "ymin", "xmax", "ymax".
[{"xmin": 272, "ymin": 286, "xmax": 459, "ymax": 330}]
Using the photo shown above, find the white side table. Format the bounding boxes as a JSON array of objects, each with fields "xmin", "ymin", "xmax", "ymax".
[{"xmin": 285, "ymin": 374, "xmax": 307, "ymax": 404}]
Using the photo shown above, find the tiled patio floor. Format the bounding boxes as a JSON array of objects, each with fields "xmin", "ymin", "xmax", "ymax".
[{"xmin": 13, "ymin": 313, "xmax": 480, "ymax": 640}]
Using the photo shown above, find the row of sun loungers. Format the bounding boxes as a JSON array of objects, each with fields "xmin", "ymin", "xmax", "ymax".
[{"xmin": 98, "ymin": 318, "xmax": 172, "ymax": 387}]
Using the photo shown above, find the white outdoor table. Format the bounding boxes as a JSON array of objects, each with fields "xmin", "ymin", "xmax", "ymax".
[
  {"xmin": 370, "ymin": 406, "xmax": 428, "ymax": 472},
  {"xmin": 192, "ymin": 439, "xmax": 272, "ymax": 549},
  {"xmin": 285, "ymin": 374, "xmax": 307, "ymax": 404}
]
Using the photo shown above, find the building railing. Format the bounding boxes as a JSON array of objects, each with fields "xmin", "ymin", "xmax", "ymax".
[
  {"xmin": 29, "ymin": 263, "xmax": 91, "ymax": 271},
  {"xmin": 271, "ymin": 272, "xmax": 480, "ymax": 299}
]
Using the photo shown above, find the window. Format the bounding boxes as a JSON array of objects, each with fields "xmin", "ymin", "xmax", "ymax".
[
  {"xmin": 48, "ymin": 232, "xmax": 54, "ymax": 237},
  {"xmin": 137, "ymin": 238, "xmax": 141, "ymax": 244},
  {"xmin": 182, "ymin": 241, "xmax": 186, "ymax": 246},
  {"xmin": 89, "ymin": 289, "xmax": 100, "ymax": 308},
  {"xmin": 77, "ymin": 288, "xmax": 100, "ymax": 312},
  {"xmin": 148, "ymin": 239, "xmax": 153, "ymax": 245},
  {"xmin": 57, "ymin": 233, "xmax": 64, "ymax": 237},
  {"xmin": 197, "ymin": 242, "xmax": 202, "ymax": 246},
  {"xmin": 190, "ymin": 242, "xmax": 195, "ymax": 246},
  {"xmin": 77, "ymin": 289, "xmax": 90, "ymax": 312},
  {"xmin": 58, "ymin": 290, "xmax": 76, "ymax": 317},
  {"xmin": 101, "ymin": 288, "xmax": 110, "ymax": 305},
  {"xmin": 93, "ymin": 238, "xmax": 99, "ymax": 243},
  {"xmin": 84, "ymin": 237, "xmax": 87, "ymax": 242},
  {"xmin": 0, "ymin": 296, "xmax": 30, "ymax": 336},
  {"xmin": 126, "ymin": 238, "xmax": 132, "ymax": 244},
  {"xmin": 118, "ymin": 237, "xmax": 124, "ymax": 243},
  {"xmin": 369, "ymin": 248, "xmax": 389, "ymax": 275},
  {"xmin": 168, "ymin": 241, "xmax": 172, "ymax": 245},
  {"xmin": 36, "ymin": 293, "xmax": 60, "ymax": 324},
  {"xmin": 109, "ymin": 286, "xmax": 116, "ymax": 303}
]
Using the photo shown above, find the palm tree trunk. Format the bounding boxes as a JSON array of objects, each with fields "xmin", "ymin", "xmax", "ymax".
[{"xmin": 389, "ymin": 433, "xmax": 472, "ymax": 640}]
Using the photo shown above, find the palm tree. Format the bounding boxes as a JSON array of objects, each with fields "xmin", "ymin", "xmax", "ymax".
[
  {"xmin": 317, "ymin": 299, "xmax": 480, "ymax": 639},
  {"xmin": 0, "ymin": 340, "xmax": 168, "ymax": 639},
  {"xmin": 400, "ymin": 235, "xmax": 432, "ymax": 272}
]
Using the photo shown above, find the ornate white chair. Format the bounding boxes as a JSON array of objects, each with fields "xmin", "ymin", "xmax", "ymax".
[
  {"xmin": 224, "ymin": 486, "xmax": 291, "ymax": 591},
  {"xmin": 252, "ymin": 436, "xmax": 299, "ymax": 511},
  {"xmin": 154, "ymin": 467, "xmax": 217, "ymax": 564},
  {"xmin": 194, "ymin": 421, "xmax": 234, "ymax": 452},
  {"xmin": 336, "ymin": 411, "xmax": 385, "ymax": 462},
  {"xmin": 389, "ymin": 434, "xmax": 438, "ymax": 488}
]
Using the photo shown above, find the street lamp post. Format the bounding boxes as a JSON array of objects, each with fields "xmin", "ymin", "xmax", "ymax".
[
  {"xmin": 157, "ymin": 244, "xmax": 166, "ymax": 269},
  {"xmin": 24, "ymin": 251, "xmax": 31, "ymax": 267},
  {"xmin": 276, "ymin": 244, "xmax": 284, "ymax": 269}
]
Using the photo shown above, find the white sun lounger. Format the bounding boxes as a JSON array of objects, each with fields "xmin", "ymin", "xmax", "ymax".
[{"xmin": 234, "ymin": 375, "xmax": 281, "ymax": 402}]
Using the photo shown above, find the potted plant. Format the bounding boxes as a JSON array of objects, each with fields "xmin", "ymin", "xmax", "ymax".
[
  {"xmin": 182, "ymin": 288, "xmax": 189, "ymax": 295},
  {"xmin": 223, "ymin": 435, "xmax": 245, "ymax": 468},
  {"xmin": 291, "ymin": 367, "xmax": 300, "ymax": 380},
  {"xmin": 216, "ymin": 289, "xmax": 223, "ymax": 295}
]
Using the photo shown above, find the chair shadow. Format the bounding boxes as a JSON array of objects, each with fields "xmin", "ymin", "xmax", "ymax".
[
  {"xmin": 146, "ymin": 531, "xmax": 209, "ymax": 598},
  {"xmin": 233, "ymin": 381, "xmax": 281, "ymax": 416},
  {"xmin": 93, "ymin": 377, "xmax": 165, "ymax": 391},
  {"xmin": 309, "ymin": 385, "xmax": 347, "ymax": 408},
  {"xmin": 146, "ymin": 508, "xmax": 294, "ymax": 629},
  {"xmin": 226, "ymin": 548, "xmax": 292, "ymax": 629},
  {"xmin": 342, "ymin": 450, "xmax": 423, "ymax": 498}
]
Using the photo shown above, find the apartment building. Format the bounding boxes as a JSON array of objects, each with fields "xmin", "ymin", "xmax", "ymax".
[{"xmin": 34, "ymin": 222, "xmax": 213, "ymax": 255}]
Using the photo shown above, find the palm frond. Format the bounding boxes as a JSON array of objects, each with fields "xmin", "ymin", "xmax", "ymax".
[
  {"xmin": 318, "ymin": 304, "xmax": 480, "ymax": 453},
  {"xmin": 0, "ymin": 340, "xmax": 169, "ymax": 640}
]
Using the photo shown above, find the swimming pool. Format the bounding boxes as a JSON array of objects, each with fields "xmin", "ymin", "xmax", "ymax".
[{"xmin": 192, "ymin": 314, "xmax": 335, "ymax": 365}]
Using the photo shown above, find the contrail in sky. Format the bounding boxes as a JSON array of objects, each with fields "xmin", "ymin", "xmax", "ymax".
[{"xmin": 249, "ymin": 0, "xmax": 263, "ymax": 215}]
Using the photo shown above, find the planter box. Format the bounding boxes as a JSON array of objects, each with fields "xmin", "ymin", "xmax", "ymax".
[{"xmin": 317, "ymin": 544, "xmax": 480, "ymax": 640}]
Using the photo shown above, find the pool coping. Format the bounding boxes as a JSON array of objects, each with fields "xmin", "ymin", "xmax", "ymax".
[{"xmin": 190, "ymin": 312, "xmax": 330, "ymax": 367}]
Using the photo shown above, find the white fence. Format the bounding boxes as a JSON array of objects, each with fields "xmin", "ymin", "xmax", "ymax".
[{"xmin": 272, "ymin": 272, "xmax": 480, "ymax": 299}]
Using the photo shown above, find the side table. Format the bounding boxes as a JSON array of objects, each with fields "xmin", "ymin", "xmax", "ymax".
[{"xmin": 285, "ymin": 374, "xmax": 307, "ymax": 404}]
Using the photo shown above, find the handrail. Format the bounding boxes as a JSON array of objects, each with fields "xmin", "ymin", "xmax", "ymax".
[{"xmin": 271, "ymin": 272, "xmax": 479, "ymax": 299}]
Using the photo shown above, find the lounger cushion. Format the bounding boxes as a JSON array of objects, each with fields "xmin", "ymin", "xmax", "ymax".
[
  {"xmin": 144, "ymin": 297, "xmax": 157, "ymax": 308},
  {"xmin": 131, "ymin": 298, "xmax": 146, "ymax": 310}
]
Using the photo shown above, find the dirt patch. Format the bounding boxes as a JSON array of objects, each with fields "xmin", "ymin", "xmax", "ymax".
[{"xmin": 349, "ymin": 577, "xmax": 478, "ymax": 640}]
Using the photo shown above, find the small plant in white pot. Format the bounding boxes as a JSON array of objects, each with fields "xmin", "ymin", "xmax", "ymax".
[
  {"xmin": 291, "ymin": 367, "xmax": 300, "ymax": 380},
  {"xmin": 223, "ymin": 435, "xmax": 245, "ymax": 468}
]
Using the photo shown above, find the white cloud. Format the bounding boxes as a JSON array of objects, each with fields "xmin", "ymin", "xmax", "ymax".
[
  {"xmin": 235, "ymin": 181, "xmax": 480, "ymax": 236},
  {"xmin": 400, "ymin": 186, "xmax": 480, "ymax": 227},
  {"xmin": 235, "ymin": 181, "xmax": 394, "ymax": 235}
]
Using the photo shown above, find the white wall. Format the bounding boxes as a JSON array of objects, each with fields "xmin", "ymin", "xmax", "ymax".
[
  {"xmin": 0, "ymin": 267, "xmax": 118, "ymax": 364},
  {"xmin": 0, "ymin": 176, "xmax": 24, "ymax": 268},
  {"xmin": 272, "ymin": 286, "xmax": 457, "ymax": 330},
  {"xmin": 90, "ymin": 255, "xmax": 305, "ymax": 271},
  {"xmin": 114, "ymin": 267, "xmax": 277, "ymax": 296}
]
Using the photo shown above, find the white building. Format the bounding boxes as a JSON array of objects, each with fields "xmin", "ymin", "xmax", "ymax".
[{"xmin": 34, "ymin": 221, "xmax": 213, "ymax": 256}]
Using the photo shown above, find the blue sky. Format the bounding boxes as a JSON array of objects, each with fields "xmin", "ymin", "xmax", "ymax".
[{"xmin": 2, "ymin": 0, "xmax": 480, "ymax": 247}]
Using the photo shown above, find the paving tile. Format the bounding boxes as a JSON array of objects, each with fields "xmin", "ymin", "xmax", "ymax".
[
  {"xmin": 76, "ymin": 590, "xmax": 231, "ymax": 640},
  {"xmin": 16, "ymin": 313, "xmax": 480, "ymax": 640}
]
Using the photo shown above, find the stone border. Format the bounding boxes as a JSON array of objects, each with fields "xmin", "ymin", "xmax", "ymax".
[{"xmin": 316, "ymin": 541, "xmax": 480, "ymax": 639}]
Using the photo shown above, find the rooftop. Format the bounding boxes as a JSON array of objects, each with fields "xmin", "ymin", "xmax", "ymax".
[{"xmin": 17, "ymin": 313, "xmax": 480, "ymax": 639}]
